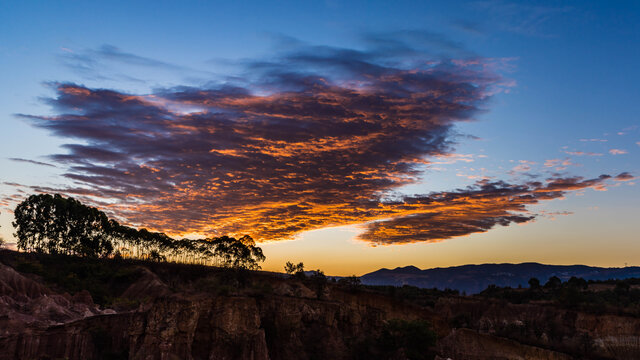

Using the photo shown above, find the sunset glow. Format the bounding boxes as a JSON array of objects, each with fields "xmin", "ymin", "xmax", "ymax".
[{"xmin": 1, "ymin": 1, "xmax": 638, "ymax": 275}]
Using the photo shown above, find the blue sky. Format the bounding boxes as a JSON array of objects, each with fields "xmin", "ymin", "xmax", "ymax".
[{"xmin": 1, "ymin": 0, "xmax": 638, "ymax": 274}]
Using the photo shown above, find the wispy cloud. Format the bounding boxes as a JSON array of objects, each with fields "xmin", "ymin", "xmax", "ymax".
[
  {"xmin": 609, "ymin": 149, "xmax": 628, "ymax": 155},
  {"xmin": 563, "ymin": 151, "xmax": 603, "ymax": 157},
  {"xmin": 8, "ymin": 158, "xmax": 56, "ymax": 167},
  {"xmin": 508, "ymin": 160, "xmax": 537, "ymax": 175},
  {"xmin": 579, "ymin": 138, "xmax": 607, "ymax": 142},
  {"xmin": 58, "ymin": 44, "xmax": 212, "ymax": 82},
  {"xmin": 472, "ymin": 0, "xmax": 573, "ymax": 37},
  {"xmin": 450, "ymin": 19, "xmax": 486, "ymax": 37},
  {"xmin": 540, "ymin": 210, "xmax": 573, "ymax": 220},
  {"xmin": 544, "ymin": 158, "xmax": 579, "ymax": 171},
  {"xmin": 93, "ymin": 45, "xmax": 185, "ymax": 69},
  {"xmin": 431, "ymin": 153, "xmax": 476, "ymax": 165}
]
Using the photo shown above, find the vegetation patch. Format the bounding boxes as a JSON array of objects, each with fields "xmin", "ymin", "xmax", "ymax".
[{"xmin": 479, "ymin": 276, "xmax": 640, "ymax": 317}]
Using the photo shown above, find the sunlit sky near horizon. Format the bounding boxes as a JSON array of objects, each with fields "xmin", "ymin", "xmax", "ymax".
[{"xmin": 1, "ymin": 0, "xmax": 639, "ymax": 275}]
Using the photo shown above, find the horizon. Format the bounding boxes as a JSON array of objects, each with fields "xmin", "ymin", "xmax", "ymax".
[
  {"xmin": 375, "ymin": 262, "xmax": 640, "ymax": 273},
  {"xmin": 1, "ymin": 0, "xmax": 639, "ymax": 276}
]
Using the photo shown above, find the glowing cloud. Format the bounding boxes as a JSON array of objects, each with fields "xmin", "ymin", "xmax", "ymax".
[
  {"xmin": 15, "ymin": 39, "xmax": 618, "ymax": 245},
  {"xmin": 358, "ymin": 175, "xmax": 612, "ymax": 244}
]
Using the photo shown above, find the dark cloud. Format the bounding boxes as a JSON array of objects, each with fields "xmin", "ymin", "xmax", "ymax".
[
  {"xmin": 8, "ymin": 158, "xmax": 56, "ymax": 168},
  {"xmin": 17, "ymin": 39, "xmax": 610, "ymax": 244},
  {"xmin": 614, "ymin": 172, "xmax": 635, "ymax": 181}
]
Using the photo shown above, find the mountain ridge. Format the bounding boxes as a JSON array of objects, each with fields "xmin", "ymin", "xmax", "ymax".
[{"xmin": 361, "ymin": 262, "xmax": 640, "ymax": 294}]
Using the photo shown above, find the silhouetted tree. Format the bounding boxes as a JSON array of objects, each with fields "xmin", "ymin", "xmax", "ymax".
[
  {"xmin": 528, "ymin": 277, "xmax": 541, "ymax": 289},
  {"xmin": 148, "ymin": 249, "xmax": 166, "ymax": 262},
  {"xmin": 309, "ymin": 269, "xmax": 328, "ymax": 298},
  {"xmin": 13, "ymin": 194, "xmax": 113, "ymax": 257},
  {"xmin": 12, "ymin": 193, "xmax": 266, "ymax": 268},
  {"xmin": 338, "ymin": 275, "xmax": 361, "ymax": 290},
  {"xmin": 210, "ymin": 235, "xmax": 265, "ymax": 270},
  {"xmin": 545, "ymin": 276, "xmax": 562, "ymax": 289},
  {"xmin": 567, "ymin": 276, "xmax": 588, "ymax": 290},
  {"xmin": 284, "ymin": 261, "xmax": 306, "ymax": 279}
]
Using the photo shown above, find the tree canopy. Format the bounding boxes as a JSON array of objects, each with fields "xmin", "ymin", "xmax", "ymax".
[
  {"xmin": 13, "ymin": 194, "xmax": 113, "ymax": 257},
  {"xmin": 12, "ymin": 194, "xmax": 265, "ymax": 269}
]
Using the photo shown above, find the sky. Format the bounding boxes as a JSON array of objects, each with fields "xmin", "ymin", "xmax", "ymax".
[{"xmin": 0, "ymin": 0, "xmax": 639, "ymax": 275}]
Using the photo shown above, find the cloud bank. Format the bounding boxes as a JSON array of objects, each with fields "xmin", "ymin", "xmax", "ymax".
[{"xmin": 17, "ymin": 39, "xmax": 615, "ymax": 244}]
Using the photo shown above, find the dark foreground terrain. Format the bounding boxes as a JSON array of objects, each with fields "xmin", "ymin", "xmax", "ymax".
[{"xmin": 1, "ymin": 250, "xmax": 640, "ymax": 360}]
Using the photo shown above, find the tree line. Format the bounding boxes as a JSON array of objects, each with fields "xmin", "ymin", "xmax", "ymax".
[
  {"xmin": 479, "ymin": 275, "xmax": 640, "ymax": 317},
  {"xmin": 12, "ymin": 194, "xmax": 265, "ymax": 269}
]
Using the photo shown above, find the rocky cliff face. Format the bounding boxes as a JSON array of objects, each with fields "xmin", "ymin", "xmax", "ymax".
[
  {"xmin": 2, "ymin": 258, "xmax": 640, "ymax": 360},
  {"xmin": 437, "ymin": 328, "xmax": 573, "ymax": 360},
  {"xmin": 0, "ymin": 260, "xmax": 434, "ymax": 360},
  {"xmin": 0, "ymin": 261, "xmax": 109, "ymax": 335},
  {"xmin": 435, "ymin": 297, "xmax": 640, "ymax": 359}
]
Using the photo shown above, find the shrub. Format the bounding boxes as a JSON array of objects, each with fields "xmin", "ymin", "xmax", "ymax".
[
  {"xmin": 338, "ymin": 275, "xmax": 361, "ymax": 290},
  {"xmin": 544, "ymin": 276, "xmax": 562, "ymax": 289},
  {"xmin": 284, "ymin": 261, "xmax": 306, "ymax": 279},
  {"xmin": 379, "ymin": 319, "xmax": 437, "ymax": 360},
  {"xmin": 308, "ymin": 269, "xmax": 328, "ymax": 299}
]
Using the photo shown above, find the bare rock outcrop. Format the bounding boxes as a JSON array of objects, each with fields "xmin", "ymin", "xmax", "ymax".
[
  {"xmin": 0, "ymin": 261, "xmax": 105, "ymax": 338},
  {"xmin": 437, "ymin": 328, "xmax": 573, "ymax": 360},
  {"xmin": 121, "ymin": 266, "xmax": 172, "ymax": 301},
  {"xmin": 0, "ymin": 261, "xmax": 50, "ymax": 299},
  {"xmin": 435, "ymin": 297, "xmax": 640, "ymax": 359}
]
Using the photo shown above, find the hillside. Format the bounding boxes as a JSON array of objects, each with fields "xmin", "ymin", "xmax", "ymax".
[
  {"xmin": 2, "ymin": 250, "xmax": 640, "ymax": 359},
  {"xmin": 361, "ymin": 263, "xmax": 640, "ymax": 294}
]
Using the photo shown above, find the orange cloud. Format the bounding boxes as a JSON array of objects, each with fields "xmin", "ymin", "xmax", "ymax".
[
  {"xmin": 11, "ymin": 40, "xmax": 622, "ymax": 245},
  {"xmin": 358, "ymin": 175, "xmax": 611, "ymax": 244}
]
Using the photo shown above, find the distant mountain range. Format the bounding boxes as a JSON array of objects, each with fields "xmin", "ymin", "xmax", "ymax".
[{"xmin": 360, "ymin": 263, "xmax": 640, "ymax": 294}]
